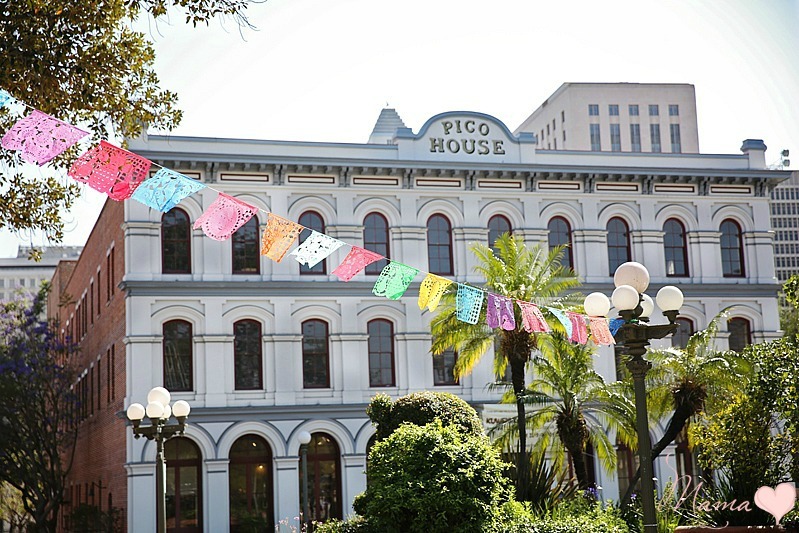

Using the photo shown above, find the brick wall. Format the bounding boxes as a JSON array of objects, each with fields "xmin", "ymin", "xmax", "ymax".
[{"xmin": 49, "ymin": 199, "xmax": 127, "ymax": 531}]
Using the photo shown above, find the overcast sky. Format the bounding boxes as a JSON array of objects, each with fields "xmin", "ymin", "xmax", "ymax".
[{"xmin": 2, "ymin": 0, "xmax": 798, "ymax": 256}]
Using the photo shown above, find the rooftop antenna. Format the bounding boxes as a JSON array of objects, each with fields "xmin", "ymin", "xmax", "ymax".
[{"xmin": 769, "ymin": 149, "xmax": 791, "ymax": 169}]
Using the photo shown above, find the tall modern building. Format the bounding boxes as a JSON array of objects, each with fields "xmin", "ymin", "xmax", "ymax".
[
  {"xmin": 0, "ymin": 245, "xmax": 82, "ymax": 302},
  {"xmin": 770, "ymin": 168, "xmax": 799, "ymax": 283},
  {"xmin": 515, "ymin": 82, "xmax": 699, "ymax": 154},
  {"xmin": 49, "ymin": 101, "xmax": 791, "ymax": 532}
]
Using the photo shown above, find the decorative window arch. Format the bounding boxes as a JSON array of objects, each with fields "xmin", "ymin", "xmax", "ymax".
[
  {"xmin": 547, "ymin": 216, "xmax": 573, "ymax": 270},
  {"xmin": 299, "ymin": 211, "xmax": 326, "ymax": 275},
  {"xmin": 363, "ymin": 212, "xmax": 390, "ymax": 275},
  {"xmin": 229, "ymin": 435, "xmax": 273, "ymax": 530},
  {"xmin": 488, "ymin": 214, "xmax": 512, "ymax": 252},
  {"xmin": 232, "ymin": 216, "xmax": 260, "ymax": 275},
  {"xmin": 367, "ymin": 319, "xmax": 395, "ymax": 387},
  {"xmin": 607, "ymin": 217, "xmax": 631, "ymax": 274},
  {"xmin": 234, "ymin": 320, "xmax": 262, "ymax": 390},
  {"xmin": 727, "ymin": 317, "xmax": 751, "ymax": 352},
  {"xmin": 427, "ymin": 214, "xmax": 453, "ymax": 275},
  {"xmin": 162, "ymin": 208, "xmax": 191, "ymax": 274},
  {"xmin": 663, "ymin": 218, "xmax": 689, "ymax": 277},
  {"xmin": 300, "ymin": 433, "xmax": 342, "ymax": 525},
  {"xmin": 673, "ymin": 317, "xmax": 694, "ymax": 349},
  {"xmin": 720, "ymin": 219, "xmax": 745, "ymax": 277},
  {"xmin": 165, "ymin": 437, "xmax": 202, "ymax": 532},
  {"xmin": 302, "ymin": 319, "xmax": 330, "ymax": 388},
  {"xmin": 163, "ymin": 319, "xmax": 193, "ymax": 392}
]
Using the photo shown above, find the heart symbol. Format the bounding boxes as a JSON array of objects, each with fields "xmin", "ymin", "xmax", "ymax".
[{"xmin": 754, "ymin": 483, "xmax": 796, "ymax": 525}]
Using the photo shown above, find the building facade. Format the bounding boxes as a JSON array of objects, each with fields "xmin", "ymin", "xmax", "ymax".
[
  {"xmin": 0, "ymin": 245, "xmax": 82, "ymax": 302},
  {"xmin": 770, "ymin": 169, "xmax": 799, "ymax": 283},
  {"xmin": 515, "ymin": 82, "xmax": 699, "ymax": 154},
  {"xmin": 55, "ymin": 106, "xmax": 790, "ymax": 532}
]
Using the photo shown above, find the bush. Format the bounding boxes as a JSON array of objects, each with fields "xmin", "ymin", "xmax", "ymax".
[
  {"xmin": 314, "ymin": 515, "xmax": 374, "ymax": 533},
  {"xmin": 366, "ymin": 391, "xmax": 484, "ymax": 440},
  {"xmin": 353, "ymin": 420, "xmax": 510, "ymax": 533}
]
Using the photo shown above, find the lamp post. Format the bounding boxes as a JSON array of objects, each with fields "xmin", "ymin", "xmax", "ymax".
[
  {"xmin": 126, "ymin": 387, "xmax": 191, "ymax": 533},
  {"xmin": 298, "ymin": 431, "xmax": 312, "ymax": 529},
  {"xmin": 584, "ymin": 262, "xmax": 683, "ymax": 533}
]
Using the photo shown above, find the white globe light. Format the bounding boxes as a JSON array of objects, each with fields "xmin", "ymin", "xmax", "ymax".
[
  {"xmin": 584, "ymin": 292, "xmax": 611, "ymax": 317},
  {"xmin": 613, "ymin": 262, "xmax": 650, "ymax": 294},
  {"xmin": 611, "ymin": 285, "xmax": 640, "ymax": 311},
  {"xmin": 656, "ymin": 285, "xmax": 684, "ymax": 312},
  {"xmin": 147, "ymin": 387, "xmax": 171, "ymax": 406},
  {"xmin": 126, "ymin": 403, "xmax": 145, "ymax": 421},
  {"xmin": 172, "ymin": 400, "xmax": 191, "ymax": 418},
  {"xmin": 298, "ymin": 431, "xmax": 312, "ymax": 445},
  {"xmin": 640, "ymin": 294, "xmax": 654, "ymax": 318},
  {"xmin": 145, "ymin": 401, "xmax": 165, "ymax": 419},
  {"xmin": 160, "ymin": 403, "xmax": 172, "ymax": 420}
]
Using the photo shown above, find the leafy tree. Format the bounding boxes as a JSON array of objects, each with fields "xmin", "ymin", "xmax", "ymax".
[
  {"xmin": 430, "ymin": 233, "xmax": 581, "ymax": 500},
  {"xmin": 494, "ymin": 332, "xmax": 635, "ymax": 489},
  {"xmin": 0, "ymin": 285, "xmax": 79, "ymax": 532},
  {"xmin": 0, "ymin": 0, "xmax": 254, "ymax": 249}
]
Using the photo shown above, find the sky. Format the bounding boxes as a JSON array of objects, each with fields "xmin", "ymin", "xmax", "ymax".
[{"xmin": 2, "ymin": 0, "xmax": 798, "ymax": 256}]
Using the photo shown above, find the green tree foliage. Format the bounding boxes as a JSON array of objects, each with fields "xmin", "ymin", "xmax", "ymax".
[
  {"xmin": 353, "ymin": 421, "xmax": 511, "ymax": 533},
  {"xmin": 0, "ymin": 0, "xmax": 253, "ymax": 245},
  {"xmin": 366, "ymin": 391, "xmax": 484, "ymax": 441},
  {"xmin": 0, "ymin": 285, "xmax": 79, "ymax": 532},
  {"xmin": 430, "ymin": 233, "xmax": 581, "ymax": 499}
]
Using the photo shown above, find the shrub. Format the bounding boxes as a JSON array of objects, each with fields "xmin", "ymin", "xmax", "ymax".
[
  {"xmin": 366, "ymin": 391, "xmax": 484, "ymax": 440},
  {"xmin": 353, "ymin": 420, "xmax": 510, "ymax": 533},
  {"xmin": 314, "ymin": 515, "xmax": 374, "ymax": 533}
]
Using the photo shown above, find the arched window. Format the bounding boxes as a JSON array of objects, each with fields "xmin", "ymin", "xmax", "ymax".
[
  {"xmin": 163, "ymin": 320, "xmax": 192, "ymax": 392},
  {"xmin": 663, "ymin": 218, "xmax": 689, "ymax": 277},
  {"xmin": 363, "ymin": 213, "xmax": 389, "ymax": 275},
  {"xmin": 607, "ymin": 217, "xmax": 631, "ymax": 275},
  {"xmin": 427, "ymin": 214, "xmax": 453, "ymax": 275},
  {"xmin": 673, "ymin": 317, "xmax": 694, "ymax": 350},
  {"xmin": 162, "ymin": 208, "xmax": 191, "ymax": 274},
  {"xmin": 300, "ymin": 433, "xmax": 342, "ymax": 525},
  {"xmin": 229, "ymin": 435, "xmax": 273, "ymax": 531},
  {"xmin": 547, "ymin": 217, "xmax": 573, "ymax": 270},
  {"xmin": 298, "ymin": 211, "xmax": 326, "ymax": 275},
  {"xmin": 302, "ymin": 320, "xmax": 329, "ymax": 388},
  {"xmin": 727, "ymin": 317, "xmax": 751, "ymax": 353},
  {"xmin": 433, "ymin": 348, "xmax": 458, "ymax": 386},
  {"xmin": 234, "ymin": 320, "xmax": 262, "ymax": 390},
  {"xmin": 367, "ymin": 319, "xmax": 395, "ymax": 387},
  {"xmin": 232, "ymin": 217, "xmax": 260, "ymax": 274},
  {"xmin": 165, "ymin": 437, "xmax": 202, "ymax": 532},
  {"xmin": 720, "ymin": 219, "xmax": 745, "ymax": 277},
  {"xmin": 488, "ymin": 215, "xmax": 512, "ymax": 252}
]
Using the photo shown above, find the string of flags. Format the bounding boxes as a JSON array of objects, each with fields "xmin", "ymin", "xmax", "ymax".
[{"xmin": 0, "ymin": 88, "xmax": 619, "ymax": 346}]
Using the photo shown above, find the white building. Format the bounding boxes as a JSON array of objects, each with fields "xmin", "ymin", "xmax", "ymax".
[
  {"xmin": 515, "ymin": 82, "xmax": 699, "ymax": 154},
  {"xmin": 0, "ymin": 245, "xmax": 82, "ymax": 302},
  {"xmin": 58, "ymin": 104, "xmax": 791, "ymax": 532}
]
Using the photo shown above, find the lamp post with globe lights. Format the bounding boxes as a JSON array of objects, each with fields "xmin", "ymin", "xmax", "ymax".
[
  {"xmin": 126, "ymin": 387, "xmax": 191, "ymax": 533},
  {"xmin": 583, "ymin": 262, "xmax": 683, "ymax": 533},
  {"xmin": 298, "ymin": 430, "xmax": 312, "ymax": 528}
]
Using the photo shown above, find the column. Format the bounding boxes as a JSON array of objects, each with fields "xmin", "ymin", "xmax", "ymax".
[
  {"xmin": 274, "ymin": 456, "xmax": 301, "ymax": 530},
  {"xmin": 452, "ymin": 227, "xmax": 488, "ymax": 283},
  {"xmin": 342, "ymin": 454, "xmax": 367, "ymax": 517},
  {"xmin": 126, "ymin": 463, "xmax": 156, "ymax": 533},
  {"xmin": 391, "ymin": 226, "xmax": 426, "ymax": 267},
  {"xmin": 199, "ymin": 335, "xmax": 233, "ymax": 407},
  {"xmin": 630, "ymin": 230, "xmax": 665, "ymax": 279},
  {"xmin": 572, "ymin": 229, "xmax": 608, "ymax": 283},
  {"xmin": 270, "ymin": 334, "xmax": 302, "ymax": 405},
  {"xmin": 687, "ymin": 231, "xmax": 722, "ymax": 283},
  {"xmin": 515, "ymin": 228, "xmax": 548, "ymax": 250},
  {"xmin": 396, "ymin": 332, "xmax": 432, "ymax": 393},
  {"xmin": 205, "ymin": 459, "xmax": 229, "ymax": 532},
  {"xmin": 744, "ymin": 231, "xmax": 776, "ymax": 283},
  {"xmin": 332, "ymin": 333, "xmax": 368, "ymax": 403}
]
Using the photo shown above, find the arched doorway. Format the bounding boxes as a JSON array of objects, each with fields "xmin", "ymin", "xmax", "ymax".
[
  {"xmin": 229, "ymin": 435, "xmax": 274, "ymax": 531},
  {"xmin": 300, "ymin": 433, "xmax": 342, "ymax": 526},
  {"xmin": 165, "ymin": 437, "xmax": 202, "ymax": 533}
]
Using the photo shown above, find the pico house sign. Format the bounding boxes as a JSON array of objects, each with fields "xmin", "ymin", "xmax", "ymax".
[{"xmin": 394, "ymin": 111, "xmax": 537, "ymax": 163}]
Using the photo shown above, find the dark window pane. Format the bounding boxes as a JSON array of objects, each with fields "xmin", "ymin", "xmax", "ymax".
[
  {"xmin": 302, "ymin": 320, "xmax": 329, "ymax": 388},
  {"xmin": 163, "ymin": 320, "xmax": 192, "ymax": 391},
  {"xmin": 673, "ymin": 318, "xmax": 694, "ymax": 349},
  {"xmin": 232, "ymin": 217, "xmax": 260, "ymax": 274},
  {"xmin": 664, "ymin": 218, "xmax": 689, "ymax": 277},
  {"xmin": 165, "ymin": 438, "xmax": 202, "ymax": 531},
  {"xmin": 720, "ymin": 220, "xmax": 745, "ymax": 277},
  {"xmin": 299, "ymin": 212, "xmax": 326, "ymax": 275},
  {"xmin": 162, "ymin": 209, "xmax": 191, "ymax": 274},
  {"xmin": 547, "ymin": 217, "xmax": 573, "ymax": 270},
  {"xmin": 368, "ymin": 320, "xmax": 395, "ymax": 387},
  {"xmin": 427, "ymin": 215, "xmax": 453, "ymax": 275},
  {"xmin": 728, "ymin": 318, "xmax": 751, "ymax": 352},
  {"xmin": 234, "ymin": 320, "xmax": 262, "ymax": 390},
  {"xmin": 230, "ymin": 436, "xmax": 273, "ymax": 531},
  {"xmin": 363, "ymin": 213, "xmax": 390, "ymax": 275},
  {"xmin": 300, "ymin": 433, "xmax": 342, "ymax": 525},
  {"xmin": 607, "ymin": 217, "xmax": 631, "ymax": 274},
  {"xmin": 433, "ymin": 349, "xmax": 458, "ymax": 386},
  {"xmin": 488, "ymin": 215, "xmax": 512, "ymax": 253}
]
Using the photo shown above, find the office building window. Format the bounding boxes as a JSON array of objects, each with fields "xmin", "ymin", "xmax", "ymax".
[
  {"xmin": 488, "ymin": 214, "xmax": 512, "ymax": 252},
  {"xmin": 302, "ymin": 319, "xmax": 330, "ymax": 389},
  {"xmin": 234, "ymin": 320, "xmax": 262, "ymax": 390},
  {"xmin": 607, "ymin": 217, "xmax": 631, "ymax": 274},
  {"xmin": 630, "ymin": 124, "xmax": 641, "ymax": 152},
  {"xmin": 427, "ymin": 214, "xmax": 453, "ymax": 275},
  {"xmin": 669, "ymin": 104, "xmax": 680, "ymax": 116},
  {"xmin": 163, "ymin": 320, "xmax": 193, "ymax": 392},
  {"xmin": 649, "ymin": 104, "xmax": 659, "ymax": 116},
  {"xmin": 670, "ymin": 124, "xmax": 682, "ymax": 153},
  {"xmin": 610, "ymin": 124, "xmax": 621, "ymax": 152},
  {"xmin": 590, "ymin": 124, "xmax": 601, "ymax": 151},
  {"xmin": 609, "ymin": 104, "xmax": 619, "ymax": 116},
  {"xmin": 162, "ymin": 208, "xmax": 191, "ymax": 274},
  {"xmin": 368, "ymin": 319, "xmax": 395, "ymax": 387},
  {"xmin": 547, "ymin": 217, "xmax": 573, "ymax": 270},
  {"xmin": 650, "ymin": 124, "xmax": 662, "ymax": 153},
  {"xmin": 298, "ymin": 211, "xmax": 326, "ymax": 274},
  {"xmin": 720, "ymin": 219, "xmax": 745, "ymax": 277},
  {"xmin": 363, "ymin": 212, "xmax": 390, "ymax": 275},
  {"xmin": 433, "ymin": 349, "xmax": 458, "ymax": 386},
  {"xmin": 229, "ymin": 436, "xmax": 273, "ymax": 530},
  {"xmin": 727, "ymin": 318, "xmax": 751, "ymax": 352},
  {"xmin": 232, "ymin": 217, "xmax": 260, "ymax": 274},
  {"xmin": 561, "ymin": 110, "xmax": 565, "ymax": 123},
  {"xmin": 663, "ymin": 218, "xmax": 689, "ymax": 277},
  {"xmin": 588, "ymin": 104, "xmax": 599, "ymax": 116},
  {"xmin": 629, "ymin": 104, "xmax": 639, "ymax": 116}
]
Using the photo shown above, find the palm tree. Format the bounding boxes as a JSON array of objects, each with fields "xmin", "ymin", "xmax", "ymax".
[
  {"xmin": 618, "ymin": 309, "xmax": 752, "ymax": 505},
  {"xmin": 495, "ymin": 332, "xmax": 636, "ymax": 489},
  {"xmin": 430, "ymin": 233, "xmax": 580, "ymax": 500}
]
